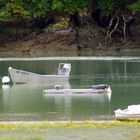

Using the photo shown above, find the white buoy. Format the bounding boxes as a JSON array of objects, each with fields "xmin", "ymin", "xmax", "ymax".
[{"xmin": 2, "ymin": 76, "xmax": 10, "ymax": 84}]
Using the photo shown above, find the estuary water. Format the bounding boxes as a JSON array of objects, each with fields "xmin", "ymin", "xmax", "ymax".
[{"xmin": 0, "ymin": 56, "xmax": 140, "ymax": 121}]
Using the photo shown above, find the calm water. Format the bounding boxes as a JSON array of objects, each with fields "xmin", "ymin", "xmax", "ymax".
[{"xmin": 0, "ymin": 56, "xmax": 140, "ymax": 121}]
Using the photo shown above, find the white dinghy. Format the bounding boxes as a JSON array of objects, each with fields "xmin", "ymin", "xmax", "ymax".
[
  {"xmin": 8, "ymin": 63, "xmax": 71, "ymax": 84},
  {"xmin": 114, "ymin": 104, "xmax": 140, "ymax": 120},
  {"xmin": 43, "ymin": 84, "xmax": 111, "ymax": 95}
]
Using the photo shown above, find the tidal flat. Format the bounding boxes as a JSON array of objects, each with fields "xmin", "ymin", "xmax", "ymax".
[{"xmin": 0, "ymin": 121, "xmax": 139, "ymax": 140}]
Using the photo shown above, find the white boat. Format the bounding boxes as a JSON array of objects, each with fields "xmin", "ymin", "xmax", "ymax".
[
  {"xmin": 114, "ymin": 104, "xmax": 140, "ymax": 120},
  {"xmin": 8, "ymin": 63, "xmax": 71, "ymax": 84},
  {"xmin": 43, "ymin": 84, "xmax": 111, "ymax": 94}
]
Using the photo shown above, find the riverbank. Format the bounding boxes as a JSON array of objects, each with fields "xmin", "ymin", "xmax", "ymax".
[
  {"xmin": 0, "ymin": 21, "xmax": 140, "ymax": 57},
  {"xmin": 0, "ymin": 35, "xmax": 139, "ymax": 57},
  {"xmin": 0, "ymin": 121, "xmax": 139, "ymax": 140}
]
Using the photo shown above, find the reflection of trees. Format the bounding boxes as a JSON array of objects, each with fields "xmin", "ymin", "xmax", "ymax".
[
  {"xmin": 73, "ymin": 60, "xmax": 140, "ymax": 83},
  {"xmin": 109, "ymin": 60, "xmax": 140, "ymax": 82},
  {"xmin": 108, "ymin": 61, "xmax": 127, "ymax": 81}
]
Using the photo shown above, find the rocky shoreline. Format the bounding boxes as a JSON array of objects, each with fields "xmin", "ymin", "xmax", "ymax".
[{"xmin": 0, "ymin": 21, "xmax": 140, "ymax": 57}]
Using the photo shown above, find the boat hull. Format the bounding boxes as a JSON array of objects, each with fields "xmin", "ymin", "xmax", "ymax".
[
  {"xmin": 115, "ymin": 113, "xmax": 140, "ymax": 121},
  {"xmin": 114, "ymin": 105, "xmax": 140, "ymax": 121},
  {"xmin": 43, "ymin": 87, "xmax": 111, "ymax": 95},
  {"xmin": 8, "ymin": 67, "xmax": 69, "ymax": 84}
]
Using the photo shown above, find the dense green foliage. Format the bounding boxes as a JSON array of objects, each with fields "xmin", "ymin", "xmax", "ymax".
[
  {"xmin": 129, "ymin": 0, "xmax": 140, "ymax": 12},
  {"xmin": 97, "ymin": 0, "xmax": 133, "ymax": 13},
  {"xmin": 52, "ymin": 0, "xmax": 92, "ymax": 14},
  {"xmin": 27, "ymin": 0, "xmax": 50, "ymax": 17},
  {"xmin": 0, "ymin": 0, "xmax": 140, "ymax": 20}
]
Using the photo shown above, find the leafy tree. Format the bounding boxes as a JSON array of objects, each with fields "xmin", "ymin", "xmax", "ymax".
[
  {"xmin": 128, "ymin": 0, "xmax": 140, "ymax": 12},
  {"xmin": 26, "ymin": 0, "xmax": 50, "ymax": 18},
  {"xmin": 93, "ymin": 0, "xmax": 140, "ymax": 46},
  {"xmin": 52, "ymin": 0, "xmax": 92, "ymax": 14},
  {"xmin": 0, "ymin": 0, "xmax": 11, "ymax": 19},
  {"xmin": 96, "ymin": 0, "xmax": 136, "ymax": 14},
  {"xmin": 0, "ymin": 0, "xmax": 140, "ymax": 47},
  {"xmin": 5, "ymin": 0, "xmax": 29, "ymax": 18},
  {"xmin": 0, "ymin": 0, "xmax": 51, "ymax": 19}
]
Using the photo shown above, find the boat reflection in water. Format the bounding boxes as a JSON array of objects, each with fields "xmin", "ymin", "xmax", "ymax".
[
  {"xmin": 1, "ymin": 82, "xmax": 71, "ymax": 121},
  {"xmin": 43, "ymin": 91, "xmax": 112, "ymax": 120},
  {"xmin": 43, "ymin": 92, "xmax": 111, "ymax": 104}
]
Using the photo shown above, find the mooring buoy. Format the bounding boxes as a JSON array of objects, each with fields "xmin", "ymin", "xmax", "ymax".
[{"xmin": 2, "ymin": 76, "xmax": 10, "ymax": 84}]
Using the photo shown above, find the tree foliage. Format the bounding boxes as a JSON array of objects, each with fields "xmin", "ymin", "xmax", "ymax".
[
  {"xmin": 52, "ymin": 0, "xmax": 92, "ymax": 14},
  {"xmin": 0, "ymin": 0, "xmax": 140, "ymax": 20},
  {"xmin": 5, "ymin": 0, "xmax": 29, "ymax": 18},
  {"xmin": 26, "ymin": 0, "xmax": 50, "ymax": 17},
  {"xmin": 0, "ymin": 0, "xmax": 11, "ymax": 19},
  {"xmin": 95, "ymin": 0, "xmax": 140, "ymax": 14},
  {"xmin": 128, "ymin": 0, "xmax": 140, "ymax": 12}
]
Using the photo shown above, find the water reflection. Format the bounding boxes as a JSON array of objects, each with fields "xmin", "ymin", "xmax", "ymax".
[
  {"xmin": 43, "ymin": 93, "xmax": 111, "ymax": 120},
  {"xmin": 43, "ymin": 93, "xmax": 111, "ymax": 102},
  {"xmin": 1, "ymin": 83, "xmax": 111, "ymax": 121}
]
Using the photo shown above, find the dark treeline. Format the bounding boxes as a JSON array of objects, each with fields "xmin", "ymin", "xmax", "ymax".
[{"xmin": 0, "ymin": 0, "xmax": 140, "ymax": 44}]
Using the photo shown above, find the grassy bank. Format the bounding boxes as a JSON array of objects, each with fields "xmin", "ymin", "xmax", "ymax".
[{"xmin": 0, "ymin": 121, "xmax": 139, "ymax": 140}]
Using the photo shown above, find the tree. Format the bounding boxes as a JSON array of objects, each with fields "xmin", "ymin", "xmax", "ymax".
[
  {"xmin": 26, "ymin": 0, "xmax": 50, "ymax": 18},
  {"xmin": 52, "ymin": 0, "xmax": 91, "ymax": 14},
  {"xmin": 52, "ymin": 0, "xmax": 92, "ymax": 25},
  {"xmin": 92, "ymin": 0, "xmax": 140, "ymax": 44},
  {"xmin": 0, "ymin": 0, "xmax": 11, "ymax": 20},
  {"xmin": 0, "ymin": 0, "xmax": 140, "ymax": 44},
  {"xmin": 128, "ymin": 0, "xmax": 140, "ymax": 12},
  {"xmin": 5, "ymin": 0, "xmax": 29, "ymax": 18}
]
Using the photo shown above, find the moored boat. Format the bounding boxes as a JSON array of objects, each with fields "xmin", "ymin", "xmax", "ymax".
[
  {"xmin": 43, "ymin": 84, "xmax": 111, "ymax": 95},
  {"xmin": 114, "ymin": 104, "xmax": 140, "ymax": 121},
  {"xmin": 8, "ymin": 63, "xmax": 71, "ymax": 84}
]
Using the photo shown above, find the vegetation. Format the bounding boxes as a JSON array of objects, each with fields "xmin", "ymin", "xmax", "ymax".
[
  {"xmin": 0, "ymin": 121, "xmax": 139, "ymax": 140},
  {"xmin": 0, "ymin": 1, "xmax": 139, "ymax": 19},
  {"xmin": 0, "ymin": 121, "xmax": 139, "ymax": 129},
  {"xmin": 0, "ymin": 0, "xmax": 140, "ymax": 46}
]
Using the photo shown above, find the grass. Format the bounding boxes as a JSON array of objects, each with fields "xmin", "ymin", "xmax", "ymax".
[
  {"xmin": 0, "ymin": 121, "xmax": 139, "ymax": 128},
  {"xmin": 0, "ymin": 121, "xmax": 139, "ymax": 140}
]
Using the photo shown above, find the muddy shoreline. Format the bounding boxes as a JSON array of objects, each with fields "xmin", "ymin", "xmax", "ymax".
[
  {"xmin": 0, "ymin": 40, "xmax": 139, "ymax": 57},
  {"xmin": 0, "ymin": 24, "xmax": 140, "ymax": 57}
]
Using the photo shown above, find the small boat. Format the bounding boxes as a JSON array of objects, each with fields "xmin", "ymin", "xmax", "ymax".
[
  {"xmin": 8, "ymin": 63, "xmax": 71, "ymax": 84},
  {"xmin": 114, "ymin": 104, "xmax": 140, "ymax": 121},
  {"xmin": 43, "ymin": 84, "xmax": 111, "ymax": 95}
]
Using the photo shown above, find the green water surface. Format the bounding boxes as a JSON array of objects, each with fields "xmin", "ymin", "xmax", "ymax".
[{"xmin": 0, "ymin": 56, "xmax": 140, "ymax": 121}]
